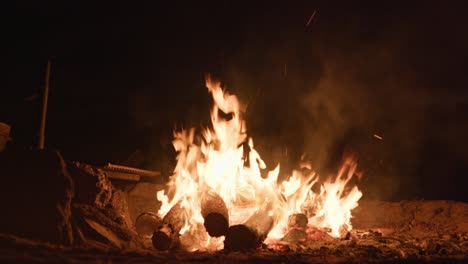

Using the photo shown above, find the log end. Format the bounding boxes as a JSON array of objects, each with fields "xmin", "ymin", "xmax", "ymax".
[
  {"xmin": 152, "ymin": 231, "xmax": 171, "ymax": 250},
  {"xmin": 224, "ymin": 225, "xmax": 257, "ymax": 251},
  {"xmin": 135, "ymin": 212, "xmax": 161, "ymax": 237},
  {"xmin": 204, "ymin": 213, "xmax": 229, "ymax": 237},
  {"xmin": 152, "ymin": 223, "xmax": 174, "ymax": 250}
]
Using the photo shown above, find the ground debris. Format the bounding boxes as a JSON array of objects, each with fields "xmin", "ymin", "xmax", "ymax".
[{"xmin": 264, "ymin": 225, "xmax": 468, "ymax": 262}]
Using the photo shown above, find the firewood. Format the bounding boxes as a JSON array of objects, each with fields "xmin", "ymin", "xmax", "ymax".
[
  {"xmin": 135, "ymin": 212, "xmax": 162, "ymax": 237},
  {"xmin": 152, "ymin": 202, "xmax": 185, "ymax": 250},
  {"xmin": 102, "ymin": 163, "xmax": 161, "ymax": 178},
  {"xmin": 201, "ymin": 190, "xmax": 229, "ymax": 237},
  {"xmin": 72, "ymin": 203, "xmax": 142, "ymax": 249},
  {"xmin": 224, "ymin": 208, "xmax": 274, "ymax": 251}
]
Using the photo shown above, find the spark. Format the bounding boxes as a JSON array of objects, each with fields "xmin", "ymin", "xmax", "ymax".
[
  {"xmin": 373, "ymin": 134, "xmax": 383, "ymax": 140},
  {"xmin": 306, "ymin": 10, "xmax": 317, "ymax": 27}
]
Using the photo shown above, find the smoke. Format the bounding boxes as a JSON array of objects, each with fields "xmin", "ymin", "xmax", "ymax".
[
  {"xmin": 215, "ymin": 2, "xmax": 468, "ymax": 201},
  {"xmin": 300, "ymin": 41, "xmax": 425, "ymax": 201},
  {"xmin": 125, "ymin": 2, "xmax": 468, "ymax": 201}
]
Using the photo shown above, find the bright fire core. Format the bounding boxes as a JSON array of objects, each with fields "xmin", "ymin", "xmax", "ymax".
[{"xmin": 156, "ymin": 75, "xmax": 363, "ymax": 251}]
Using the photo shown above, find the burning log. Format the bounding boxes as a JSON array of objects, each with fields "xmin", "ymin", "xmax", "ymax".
[
  {"xmin": 224, "ymin": 207, "xmax": 274, "ymax": 251},
  {"xmin": 201, "ymin": 190, "xmax": 229, "ymax": 237},
  {"xmin": 152, "ymin": 202, "xmax": 185, "ymax": 250}
]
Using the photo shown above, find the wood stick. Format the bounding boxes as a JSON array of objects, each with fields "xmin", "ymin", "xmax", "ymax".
[
  {"xmin": 103, "ymin": 171, "xmax": 140, "ymax": 182},
  {"xmin": 103, "ymin": 163, "xmax": 161, "ymax": 178},
  {"xmin": 201, "ymin": 190, "xmax": 229, "ymax": 237},
  {"xmin": 224, "ymin": 207, "xmax": 274, "ymax": 251},
  {"xmin": 38, "ymin": 60, "xmax": 51, "ymax": 150},
  {"xmin": 152, "ymin": 202, "xmax": 185, "ymax": 250}
]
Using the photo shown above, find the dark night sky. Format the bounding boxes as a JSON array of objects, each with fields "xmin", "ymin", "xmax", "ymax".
[{"xmin": 2, "ymin": 1, "xmax": 468, "ymax": 202}]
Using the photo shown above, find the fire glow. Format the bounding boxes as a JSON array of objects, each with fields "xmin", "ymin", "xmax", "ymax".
[{"xmin": 156, "ymin": 75, "xmax": 363, "ymax": 251}]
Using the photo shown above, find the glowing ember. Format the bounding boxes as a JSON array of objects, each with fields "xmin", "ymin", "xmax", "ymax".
[{"xmin": 156, "ymin": 74, "xmax": 362, "ymax": 251}]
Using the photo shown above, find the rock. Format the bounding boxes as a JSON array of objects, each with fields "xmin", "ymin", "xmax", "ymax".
[{"xmin": 0, "ymin": 149, "xmax": 74, "ymax": 245}]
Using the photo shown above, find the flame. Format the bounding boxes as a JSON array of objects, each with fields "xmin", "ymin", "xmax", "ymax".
[{"xmin": 156, "ymin": 75, "xmax": 362, "ymax": 251}]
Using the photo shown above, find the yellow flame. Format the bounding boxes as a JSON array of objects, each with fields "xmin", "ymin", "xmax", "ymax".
[{"xmin": 156, "ymin": 75, "xmax": 362, "ymax": 250}]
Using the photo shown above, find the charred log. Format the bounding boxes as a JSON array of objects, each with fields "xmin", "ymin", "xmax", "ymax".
[
  {"xmin": 152, "ymin": 202, "xmax": 185, "ymax": 250},
  {"xmin": 224, "ymin": 208, "xmax": 274, "ymax": 251},
  {"xmin": 201, "ymin": 191, "xmax": 229, "ymax": 237}
]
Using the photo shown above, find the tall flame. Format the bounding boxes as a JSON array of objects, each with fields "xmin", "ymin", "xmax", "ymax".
[{"xmin": 156, "ymin": 75, "xmax": 362, "ymax": 251}]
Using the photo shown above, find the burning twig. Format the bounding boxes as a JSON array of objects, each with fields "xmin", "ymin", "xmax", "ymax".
[
  {"xmin": 201, "ymin": 190, "xmax": 229, "ymax": 237},
  {"xmin": 224, "ymin": 206, "xmax": 274, "ymax": 251},
  {"xmin": 152, "ymin": 202, "xmax": 185, "ymax": 250}
]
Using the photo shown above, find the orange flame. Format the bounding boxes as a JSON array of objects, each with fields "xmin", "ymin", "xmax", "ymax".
[{"xmin": 156, "ymin": 75, "xmax": 362, "ymax": 251}]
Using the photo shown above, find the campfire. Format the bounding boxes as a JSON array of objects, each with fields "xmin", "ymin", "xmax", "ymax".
[
  {"xmin": 152, "ymin": 74, "xmax": 362, "ymax": 251},
  {"xmin": 0, "ymin": 75, "xmax": 466, "ymax": 263},
  {"xmin": 3, "ymin": 1, "xmax": 468, "ymax": 262}
]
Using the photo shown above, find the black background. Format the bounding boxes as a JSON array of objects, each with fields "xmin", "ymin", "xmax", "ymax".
[{"xmin": 2, "ymin": 1, "xmax": 468, "ymax": 202}]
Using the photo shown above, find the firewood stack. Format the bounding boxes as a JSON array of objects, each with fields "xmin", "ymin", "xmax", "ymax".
[{"xmin": 150, "ymin": 195, "xmax": 283, "ymax": 252}]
